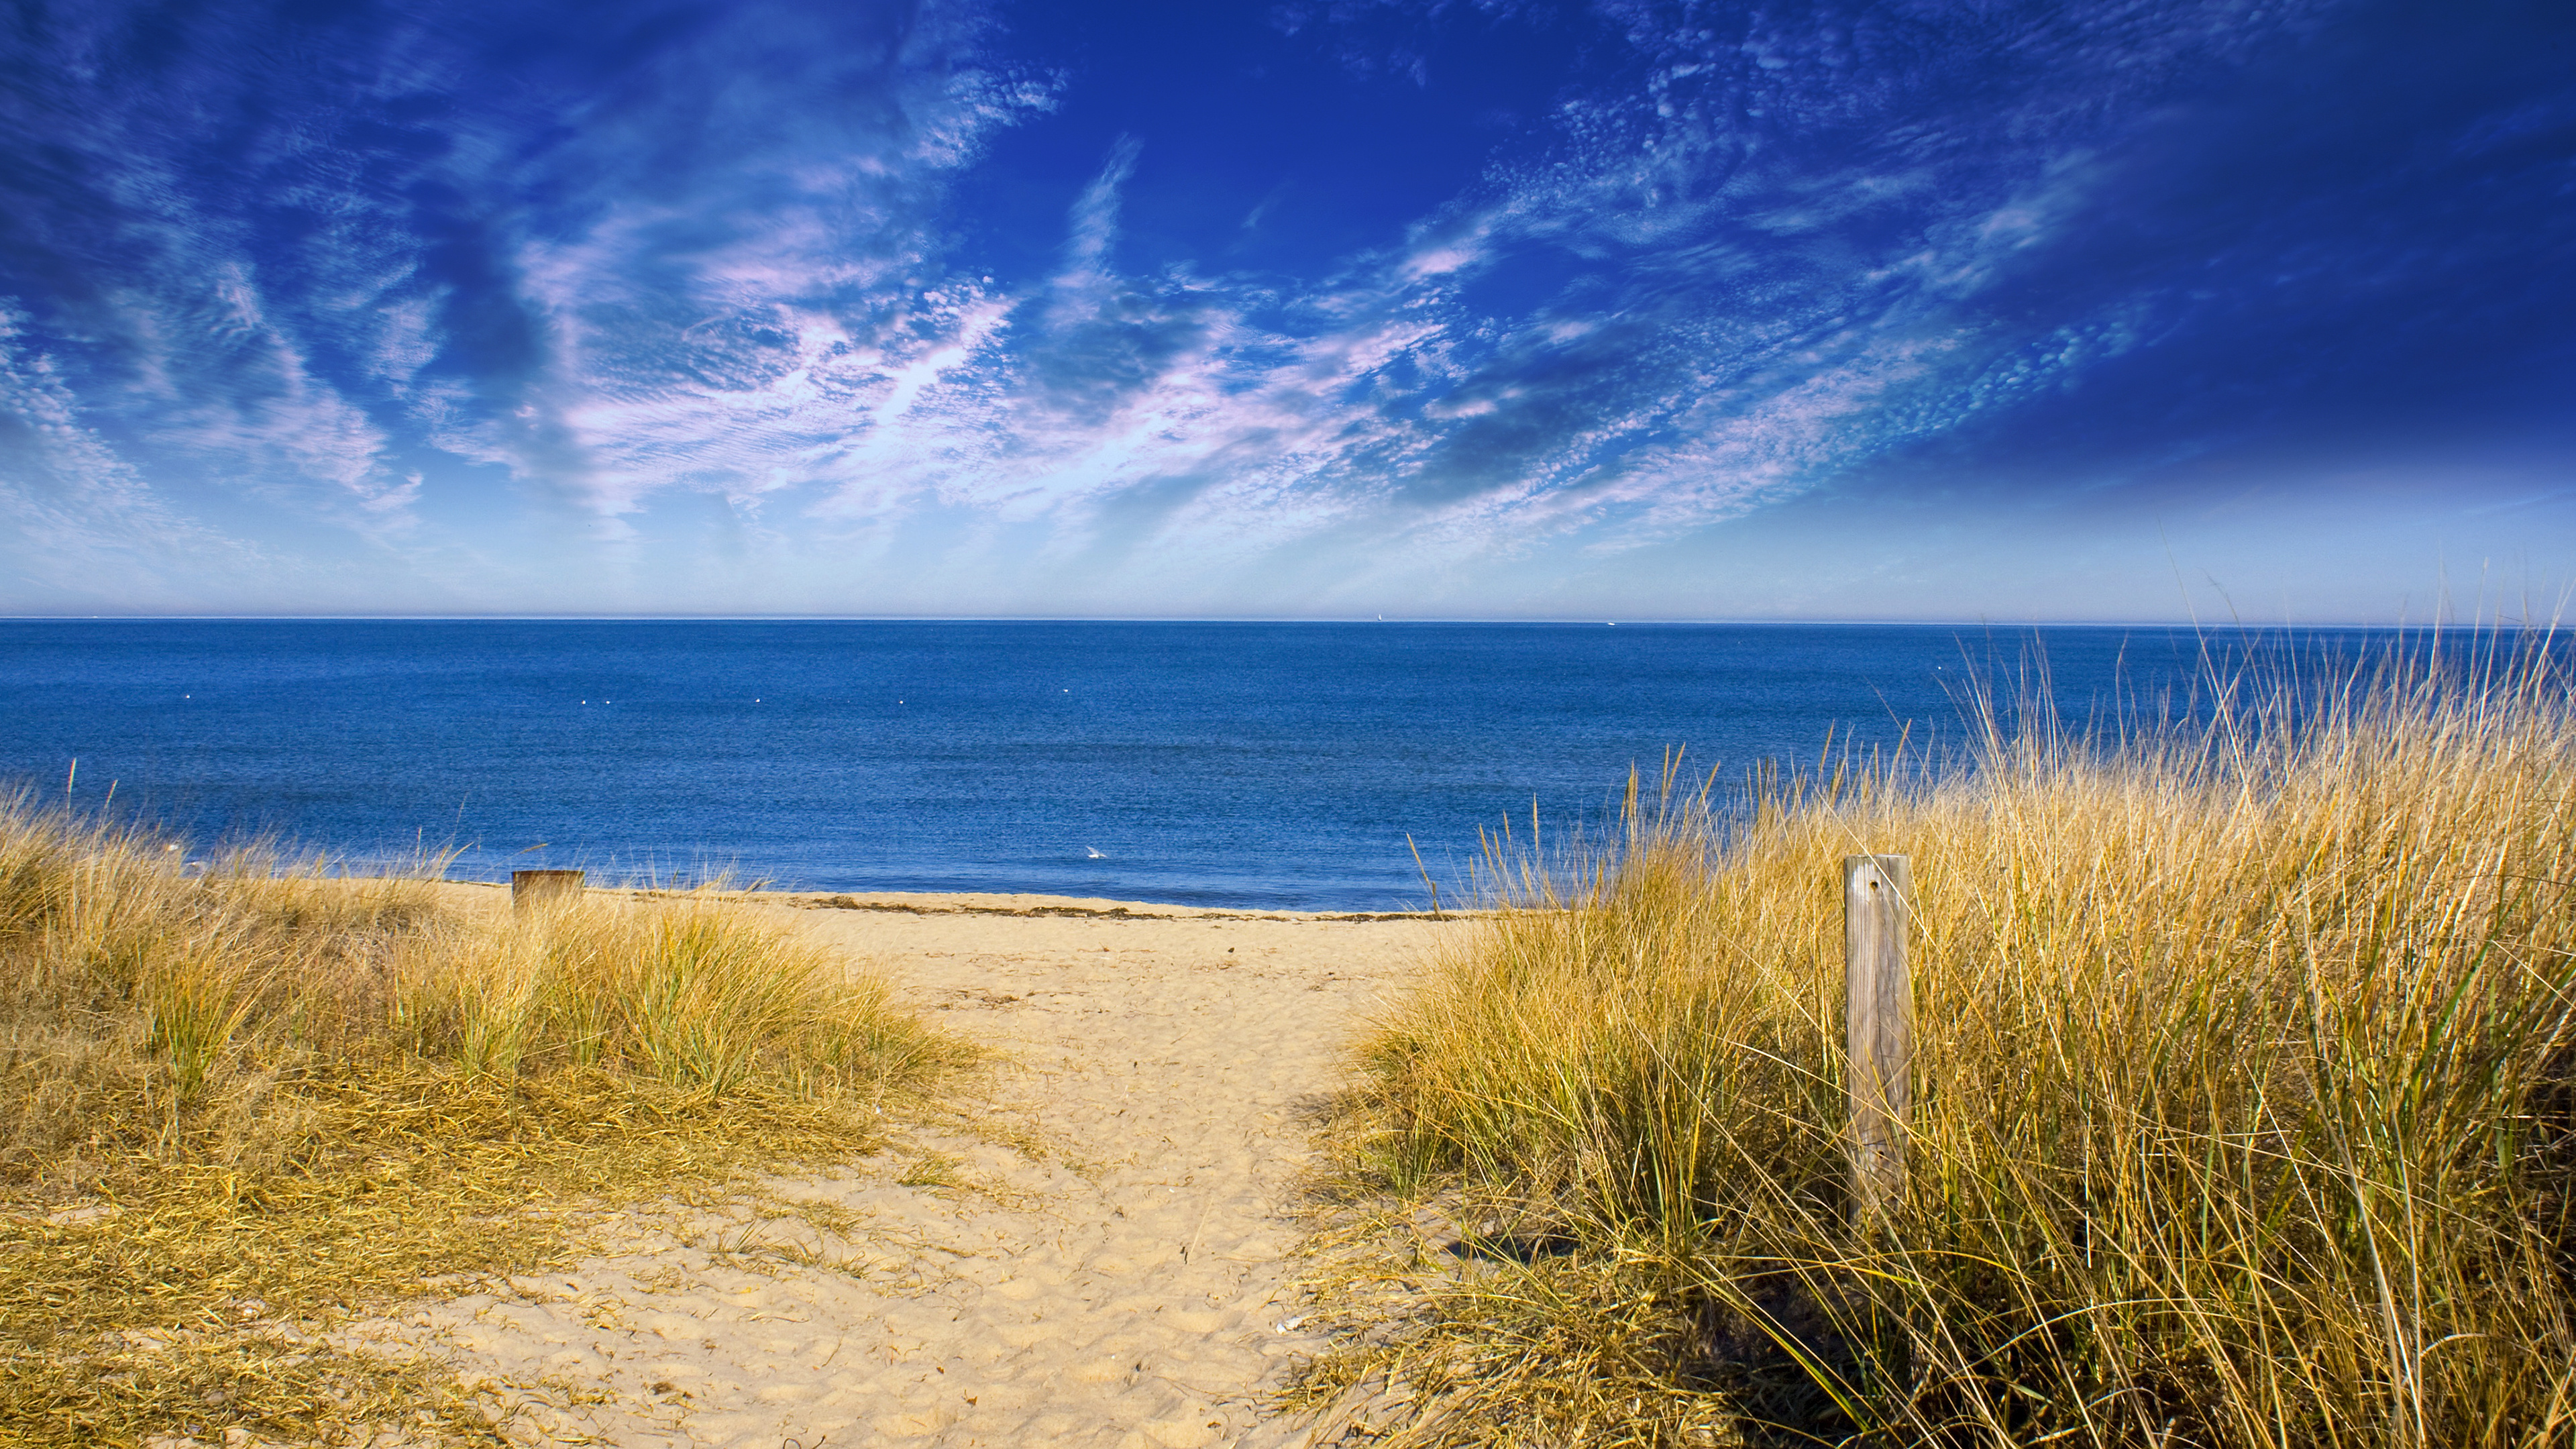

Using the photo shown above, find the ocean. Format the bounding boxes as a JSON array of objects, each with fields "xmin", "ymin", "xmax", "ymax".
[{"xmin": 0, "ymin": 619, "xmax": 2328, "ymax": 910}]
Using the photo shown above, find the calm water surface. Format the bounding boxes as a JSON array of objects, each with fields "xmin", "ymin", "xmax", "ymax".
[{"xmin": 0, "ymin": 620, "xmax": 2320, "ymax": 908}]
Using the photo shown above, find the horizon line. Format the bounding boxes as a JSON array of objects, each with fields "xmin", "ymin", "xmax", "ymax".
[{"xmin": 0, "ymin": 613, "xmax": 2508, "ymax": 629}]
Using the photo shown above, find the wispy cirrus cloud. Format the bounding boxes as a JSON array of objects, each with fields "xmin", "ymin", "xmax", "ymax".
[
  {"xmin": 1, "ymin": 0, "xmax": 1050, "ymax": 564},
  {"xmin": 747, "ymin": 0, "xmax": 2282, "ymax": 576},
  {"xmin": 0, "ymin": 303, "xmax": 277, "ymax": 605},
  {"xmin": 1, "ymin": 0, "xmax": 2568, "ymax": 615}
]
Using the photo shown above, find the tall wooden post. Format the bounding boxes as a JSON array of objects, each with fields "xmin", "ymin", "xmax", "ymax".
[
  {"xmin": 1844, "ymin": 854, "xmax": 1912, "ymax": 1225},
  {"xmin": 512, "ymin": 869, "xmax": 585, "ymax": 911}
]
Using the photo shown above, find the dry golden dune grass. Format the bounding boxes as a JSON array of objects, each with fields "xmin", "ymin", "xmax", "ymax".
[
  {"xmin": 0, "ymin": 813, "xmax": 963, "ymax": 1446},
  {"xmin": 9, "ymin": 635, "xmax": 2575, "ymax": 1449},
  {"xmin": 1303, "ymin": 639, "xmax": 2576, "ymax": 1448}
]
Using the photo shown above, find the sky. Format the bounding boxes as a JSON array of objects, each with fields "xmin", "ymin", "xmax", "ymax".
[{"xmin": 1, "ymin": 0, "xmax": 2571, "ymax": 621}]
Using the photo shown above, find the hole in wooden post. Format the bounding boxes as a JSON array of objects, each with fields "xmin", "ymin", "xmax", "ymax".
[{"xmin": 1844, "ymin": 853, "xmax": 1913, "ymax": 1228}]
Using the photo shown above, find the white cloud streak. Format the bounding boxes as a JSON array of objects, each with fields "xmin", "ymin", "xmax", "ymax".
[{"xmin": 3, "ymin": 0, "xmax": 2430, "ymax": 614}]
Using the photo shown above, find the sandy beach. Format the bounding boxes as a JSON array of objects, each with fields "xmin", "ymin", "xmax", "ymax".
[{"xmin": 346, "ymin": 886, "xmax": 1461, "ymax": 1448}]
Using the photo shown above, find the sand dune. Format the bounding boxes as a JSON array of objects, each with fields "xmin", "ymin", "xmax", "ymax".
[{"xmin": 349, "ymin": 890, "xmax": 1458, "ymax": 1447}]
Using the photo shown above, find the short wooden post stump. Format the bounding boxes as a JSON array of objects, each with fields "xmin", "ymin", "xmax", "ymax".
[{"xmin": 511, "ymin": 869, "xmax": 585, "ymax": 911}]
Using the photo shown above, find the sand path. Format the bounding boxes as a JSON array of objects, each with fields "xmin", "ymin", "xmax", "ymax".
[{"xmin": 363, "ymin": 892, "xmax": 1454, "ymax": 1448}]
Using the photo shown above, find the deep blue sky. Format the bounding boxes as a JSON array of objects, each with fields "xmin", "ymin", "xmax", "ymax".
[{"xmin": 2, "ymin": 0, "xmax": 2570, "ymax": 619}]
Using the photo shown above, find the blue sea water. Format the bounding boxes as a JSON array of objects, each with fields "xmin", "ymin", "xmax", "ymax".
[{"xmin": 0, "ymin": 619, "xmax": 2335, "ymax": 910}]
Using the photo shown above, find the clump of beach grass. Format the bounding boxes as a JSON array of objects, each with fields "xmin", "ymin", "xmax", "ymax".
[
  {"xmin": 1305, "ymin": 639, "xmax": 2576, "ymax": 1448},
  {"xmin": 0, "ymin": 802, "xmax": 964, "ymax": 1447}
]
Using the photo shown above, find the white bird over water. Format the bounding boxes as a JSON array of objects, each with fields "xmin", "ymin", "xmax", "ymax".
[{"xmin": 1086, "ymin": 847, "xmax": 1106, "ymax": 859}]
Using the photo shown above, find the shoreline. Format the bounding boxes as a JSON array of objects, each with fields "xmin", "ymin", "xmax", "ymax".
[{"xmin": 444, "ymin": 876, "xmax": 1466, "ymax": 923}]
